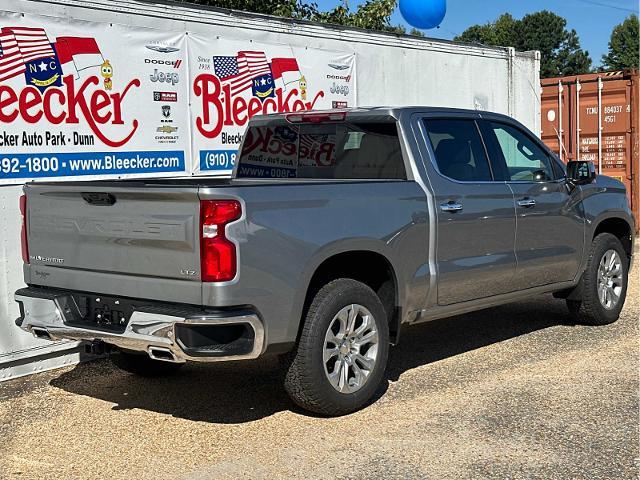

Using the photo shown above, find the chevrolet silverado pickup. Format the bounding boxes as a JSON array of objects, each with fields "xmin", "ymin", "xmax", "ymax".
[{"xmin": 15, "ymin": 107, "xmax": 635, "ymax": 415}]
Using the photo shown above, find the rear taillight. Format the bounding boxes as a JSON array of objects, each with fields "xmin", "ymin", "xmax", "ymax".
[
  {"xmin": 200, "ymin": 200, "xmax": 242, "ymax": 282},
  {"xmin": 19, "ymin": 194, "xmax": 29, "ymax": 264}
]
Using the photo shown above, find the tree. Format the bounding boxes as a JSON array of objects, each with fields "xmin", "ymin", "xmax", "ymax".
[
  {"xmin": 454, "ymin": 13, "xmax": 518, "ymax": 47},
  {"xmin": 184, "ymin": 0, "xmax": 406, "ymax": 33},
  {"xmin": 340, "ymin": 0, "xmax": 398, "ymax": 32},
  {"xmin": 602, "ymin": 14, "xmax": 639, "ymax": 70},
  {"xmin": 455, "ymin": 10, "xmax": 592, "ymax": 77},
  {"xmin": 183, "ymin": 0, "xmax": 316, "ymax": 19}
]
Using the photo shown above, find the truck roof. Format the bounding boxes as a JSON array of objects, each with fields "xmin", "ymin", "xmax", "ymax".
[{"xmin": 249, "ymin": 106, "xmax": 515, "ymax": 123}]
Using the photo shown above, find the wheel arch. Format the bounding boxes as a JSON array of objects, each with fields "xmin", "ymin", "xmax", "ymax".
[
  {"xmin": 296, "ymin": 247, "xmax": 402, "ymax": 346},
  {"xmin": 592, "ymin": 216, "xmax": 633, "ymax": 263},
  {"xmin": 556, "ymin": 214, "xmax": 634, "ymax": 301}
]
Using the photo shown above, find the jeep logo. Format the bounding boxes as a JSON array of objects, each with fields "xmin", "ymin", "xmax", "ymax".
[{"xmin": 150, "ymin": 68, "xmax": 179, "ymax": 85}]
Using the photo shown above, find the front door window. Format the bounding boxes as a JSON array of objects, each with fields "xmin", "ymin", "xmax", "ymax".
[{"xmin": 488, "ymin": 122, "xmax": 556, "ymax": 182}]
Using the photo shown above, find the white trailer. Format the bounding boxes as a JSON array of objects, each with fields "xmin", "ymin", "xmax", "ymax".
[{"xmin": 0, "ymin": 0, "xmax": 541, "ymax": 380}]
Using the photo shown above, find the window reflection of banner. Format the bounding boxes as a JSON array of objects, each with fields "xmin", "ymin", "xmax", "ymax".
[{"xmin": 298, "ymin": 133, "xmax": 337, "ymax": 167}]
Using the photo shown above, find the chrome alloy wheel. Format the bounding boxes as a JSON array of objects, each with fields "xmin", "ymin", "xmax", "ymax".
[
  {"xmin": 323, "ymin": 304, "xmax": 379, "ymax": 394},
  {"xmin": 597, "ymin": 249, "xmax": 624, "ymax": 310}
]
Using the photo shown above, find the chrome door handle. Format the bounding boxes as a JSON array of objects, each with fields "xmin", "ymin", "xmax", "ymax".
[
  {"xmin": 517, "ymin": 198, "xmax": 536, "ymax": 208},
  {"xmin": 440, "ymin": 201, "xmax": 463, "ymax": 213}
]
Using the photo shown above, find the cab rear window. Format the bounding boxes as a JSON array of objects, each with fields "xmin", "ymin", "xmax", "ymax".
[{"xmin": 236, "ymin": 122, "xmax": 406, "ymax": 180}]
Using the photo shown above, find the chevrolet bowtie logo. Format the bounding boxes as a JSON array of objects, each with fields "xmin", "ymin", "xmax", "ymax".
[{"xmin": 156, "ymin": 125, "xmax": 178, "ymax": 134}]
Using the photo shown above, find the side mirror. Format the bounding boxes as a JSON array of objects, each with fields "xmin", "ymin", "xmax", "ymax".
[{"xmin": 566, "ymin": 161, "xmax": 596, "ymax": 186}]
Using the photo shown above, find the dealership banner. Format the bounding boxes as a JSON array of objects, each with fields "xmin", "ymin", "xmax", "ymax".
[
  {"xmin": 0, "ymin": 11, "xmax": 190, "ymax": 184},
  {"xmin": 189, "ymin": 35, "xmax": 356, "ymax": 175},
  {"xmin": 0, "ymin": 11, "xmax": 356, "ymax": 183}
]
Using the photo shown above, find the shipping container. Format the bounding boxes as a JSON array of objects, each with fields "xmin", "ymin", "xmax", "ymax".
[
  {"xmin": 0, "ymin": 0, "xmax": 541, "ymax": 381},
  {"xmin": 541, "ymin": 70, "xmax": 639, "ymax": 229}
]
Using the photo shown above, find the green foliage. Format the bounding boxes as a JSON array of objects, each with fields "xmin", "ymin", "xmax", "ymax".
[
  {"xmin": 454, "ymin": 13, "xmax": 518, "ymax": 47},
  {"xmin": 183, "ymin": 0, "xmax": 316, "ymax": 19},
  {"xmin": 455, "ymin": 10, "xmax": 592, "ymax": 77},
  {"xmin": 184, "ymin": 0, "xmax": 408, "ymax": 33},
  {"xmin": 337, "ymin": 0, "xmax": 397, "ymax": 31},
  {"xmin": 602, "ymin": 14, "xmax": 639, "ymax": 70}
]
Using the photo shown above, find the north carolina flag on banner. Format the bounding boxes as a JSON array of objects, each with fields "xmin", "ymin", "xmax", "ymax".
[
  {"xmin": 271, "ymin": 57, "xmax": 301, "ymax": 90},
  {"xmin": 54, "ymin": 36, "xmax": 103, "ymax": 76}
]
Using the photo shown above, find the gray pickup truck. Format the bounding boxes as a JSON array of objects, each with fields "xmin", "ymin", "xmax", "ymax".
[{"xmin": 15, "ymin": 107, "xmax": 635, "ymax": 415}]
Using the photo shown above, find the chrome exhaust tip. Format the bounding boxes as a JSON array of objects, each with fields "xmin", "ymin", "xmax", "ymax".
[
  {"xmin": 147, "ymin": 346, "xmax": 180, "ymax": 363},
  {"xmin": 31, "ymin": 327, "xmax": 52, "ymax": 340}
]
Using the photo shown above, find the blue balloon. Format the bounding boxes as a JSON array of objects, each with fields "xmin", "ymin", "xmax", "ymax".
[{"xmin": 399, "ymin": 0, "xmax": 447, "ymax": 30}]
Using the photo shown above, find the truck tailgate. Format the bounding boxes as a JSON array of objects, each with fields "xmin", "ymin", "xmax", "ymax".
[{"xmin": 24, "ymin": 183, "xmax": 201, "ymax": 304}]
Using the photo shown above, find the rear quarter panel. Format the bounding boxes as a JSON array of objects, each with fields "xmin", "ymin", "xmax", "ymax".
[{"xmin": 200, "ymin": 181, "xmax": 430, "ymax": 346}]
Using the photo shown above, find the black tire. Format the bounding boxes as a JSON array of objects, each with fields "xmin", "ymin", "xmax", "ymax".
[
  {"xmin": 566, "ymin": 233, "xmax": 629, "ymax": 326},
  {"xmin": 284, "ymin": 278, "xmax": 390, "ymax": 416},
  {"xmin": 110, "ymin": 350, "xmax": 184, "ymax": 377}
]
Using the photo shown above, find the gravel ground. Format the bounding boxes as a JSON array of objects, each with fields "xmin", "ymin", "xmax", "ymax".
[{"xmin": 1, "ymin": 267, "xmax": 638, "ymax": 479}]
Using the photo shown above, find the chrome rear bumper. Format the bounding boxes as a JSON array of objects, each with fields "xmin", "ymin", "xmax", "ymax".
[{"xmin": 15, "ymin": 290, "xmax": 264, "ymax": 363}]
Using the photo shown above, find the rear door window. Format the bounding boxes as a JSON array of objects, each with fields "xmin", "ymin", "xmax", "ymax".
[
  {"xmin": 236, "ymin": 122, "xmax": 406, "ymax": 179},
  {"xmin": 423, "ymin": 119, "xmax": 493, "ymax": 182}
]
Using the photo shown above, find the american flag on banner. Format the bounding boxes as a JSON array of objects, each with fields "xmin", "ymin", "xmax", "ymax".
[
  {"xmin": 0, "ymin": 31, "xmax": 25, "ymax": 82},
  {"xmin": 213, "ymin": 51, "xmax": 272, "ymax": 96},
  {"xmin": 0, "ymin": 27, "xmax": 55, "ymax": 83}
]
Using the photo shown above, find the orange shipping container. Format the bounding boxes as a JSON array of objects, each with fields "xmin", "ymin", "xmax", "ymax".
[{"xmin": 541, "ymin": 70, "xmax": 639, "ymax": 231}]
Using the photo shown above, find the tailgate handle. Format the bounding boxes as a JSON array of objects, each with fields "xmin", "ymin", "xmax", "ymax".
[{"xmin": 82, "ymin": 192, "xmax": 116, "ymax": 206}]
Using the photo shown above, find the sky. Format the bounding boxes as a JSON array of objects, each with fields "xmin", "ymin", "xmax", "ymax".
[{"xmin": 315, "ymin": 0, "xmax": 638, "ymax": 67}]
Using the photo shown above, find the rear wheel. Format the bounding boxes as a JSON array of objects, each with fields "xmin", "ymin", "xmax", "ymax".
[
  {"xmin": 567, "ymin": 233, "xmax": 628, "ymax": 326},
  {"xmin": 284, "ymin": 279, "xmax": 389, "ymax": 416},
  {"xmin": 110, "ymin": 350, "xmax": 184, "ymax": 377}
]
